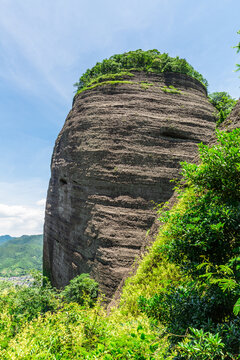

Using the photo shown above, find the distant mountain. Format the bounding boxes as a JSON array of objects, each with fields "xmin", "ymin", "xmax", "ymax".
[
  {"xmin": 0, "ymin": 235, "xmax": 13, "ymax": 245},
  {"xmin": 0, "ymin": 234, "xmax": 43, "ymax": 277}
]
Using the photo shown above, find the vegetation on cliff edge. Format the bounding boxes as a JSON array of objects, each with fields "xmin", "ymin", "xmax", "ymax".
[
  {"xmin": 74, "ymin": 49, "xmax": 208, "ymax": 93},
  {"xmin": 209, "ymin": 92, "xmax": 237, "ymax": 126}
]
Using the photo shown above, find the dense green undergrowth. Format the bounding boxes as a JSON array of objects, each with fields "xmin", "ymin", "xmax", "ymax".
[
  {"xmin": 74, "ymin": 49, "xmax": 208, "ymax": 93},
  {"xmin": 125, "ymin": 129, "xmax": 240, "ymax": 359},
  {"xmin": 209, "ymin": 92, "xmax": 237, "ymax": 125},
  {"xmin": 0, "ymin": 128, "xmax": 240, "ymax": 359}
]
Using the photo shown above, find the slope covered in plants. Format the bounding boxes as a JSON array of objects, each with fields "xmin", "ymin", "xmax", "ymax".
[
  {"xmin": 121, "ymin": 127, "xmax": 240, "ymax": 359},
  {"xmin": 1, "ymin": 124, "xmax": 240, "ymax": 359}
]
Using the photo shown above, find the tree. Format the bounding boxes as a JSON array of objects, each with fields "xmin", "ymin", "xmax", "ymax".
[
  {"xmin": 208, "ymin": 91, "xmax": 237, "ymax": 125},
  {"xmin": 235, "ymin": 30, "xmax": 240, "ymax": 72}
]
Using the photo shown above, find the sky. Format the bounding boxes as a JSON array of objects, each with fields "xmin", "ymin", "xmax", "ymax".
[{"xmin": 0, "ymin": 0, "xmax": 239, "ymax": 236}]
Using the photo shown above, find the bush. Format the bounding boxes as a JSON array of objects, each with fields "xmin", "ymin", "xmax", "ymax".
[
  {"xmin": 209, "ymin": 92, "xmax": 237, "ymax": 125},
  {"xmin": 235, "ymin": 30, "xmax": 240, "ymax": 73},
  {"xmin": 138, "ymin": 283, "xmax": 214, "ymax": 337},
  {"xmin": 177, "ymin": 328, "xmax": 225, "ymax": 360},
  {"xmin": 74, "ymin": 49, "xmax": 208, "ymax": 92},
  {"xmin": 0, "ymin": 302, "xmax": 164, "ymax": 360},
  {"xmin": 137, "ymin": 128, "xmax": 240, "ymax": 358},
  {"xmin": 61, "ymin": 273, "xmax": 99, "ymax": 306},
  {"xmin": 0, "ymin": 273, "xmax": 59, "ymax": 350},
  {"xmin": 180, "ymin": 129, "xmax": 240, "ymax": 200}
]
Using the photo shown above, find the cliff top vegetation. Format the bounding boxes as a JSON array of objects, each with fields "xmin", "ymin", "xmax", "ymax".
[{"xmin": 74, "ymin": 49, "xmax": 208, "ymax": 93}]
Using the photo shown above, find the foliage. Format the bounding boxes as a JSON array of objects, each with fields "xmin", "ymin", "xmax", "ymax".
[
  {"xmin": 0, "ymin": 272, "xmax": 59, "ymax": 350},
  {"xmin": 1, "ymin": 128, "xmax": 240, "ymax": 358},
  {"xmin": 180, "ymin": 129, "xmax": 240, "ymax": 200},
  {"xmin": 161, "ymin": 85, "xmax": 182, "ymax": 94},
  {"xmin": 235, "ymin": 30, "xmax": 240, "ymax": 73},
  {"xmin": 77, "ymin": 79, "xmax": 134, "ymax": 94},
  {"xmin": 135, "ymin": 128, "xmax": 240, "ymax": 358},
  {"xmin": 140, "ymin": 81, "xmax": 154, "ymax": 90},
  {"xmin": 0, "ymin": 288, "xmax": 165, "ymax": 359},
  {"xmin": 208, "ymin": 92, "xmax": 237, "ymax": 125},
  {"xmin": 0, "ymin": 235, "xmax": 12, "ymax": 246},
  {"xmin": 74, "ymin": 49, "xmax": 208, "ymax": 92},
  {"xmin": 61, "ymin": 273, "xmax": 99, "ymax": 306},
  {"xmin": 120, "ymin": 246, "xmax": 183, "ymax": 316},
  {"xmin": 0, "ymin": 235, "xmax": 43, "ymax": 277},
  {"xmin": 177, "ymin": 328, "xmax": 225, "ymax": 360},
  {"xmin": 138, "ymin": 282, "xmax": 216, "ymax": 338},
  {"xmin": 160, "ymin": 191, "xmax": 240, "ymax": 274}
]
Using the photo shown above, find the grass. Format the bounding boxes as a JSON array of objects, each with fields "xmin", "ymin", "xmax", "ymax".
[
  {"xmin": 140, "ymin": 82, "xmax": 154, "ymax": 90},
  {"xmin": 77, "ymin": 80, "xmax": 134, "ymax": 94},
  {"xmin": 77, "ymin": 78, "xmax": 182, "ymax": 95},
  {"xmin": 161, "ymin": 85, "xmax": 182, "ymax": 94},
  {"xmin": 119, "ymin": 191, "xmax": 190, "ymax": 316},
  {"xmin": 86, "ymin": 71, "xmax": 135, "ymax": 85}
]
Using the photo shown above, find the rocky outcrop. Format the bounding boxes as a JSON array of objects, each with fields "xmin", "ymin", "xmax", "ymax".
[
  {"xmin": 43, "ymin": 71, "xmax": 216, "ymax": 300},
  {"xmin": 220, "ymin": 98, "xmax": 240, "ymax": 131}
]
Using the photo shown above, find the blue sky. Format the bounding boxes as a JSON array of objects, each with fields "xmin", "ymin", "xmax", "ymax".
[{"xmin": 0, "ymin": 0, "xmax": 239, "ymax": 236}]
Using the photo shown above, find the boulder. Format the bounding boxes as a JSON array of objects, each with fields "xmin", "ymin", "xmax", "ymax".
[{"xmin": 43, "ymin": 71, "xmax": 216, "ymax": 300}]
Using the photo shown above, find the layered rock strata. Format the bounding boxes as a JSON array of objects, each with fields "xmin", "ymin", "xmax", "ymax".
[
  {"xmin": 43, "ymin": 71, "xmax": 216, "ymax": 300},
  {"xmin": 220, "ymin": 98, "xmax": 240, "ymax": 131}
]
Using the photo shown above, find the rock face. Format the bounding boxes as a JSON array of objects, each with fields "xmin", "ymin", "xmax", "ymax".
[
  {"xmin": 43, "ymin": 71, "xmax": 216, "ymax": 300},
  {"xmin": 220, "ymin": 98, "xmax": 240, "ymax": 131}
]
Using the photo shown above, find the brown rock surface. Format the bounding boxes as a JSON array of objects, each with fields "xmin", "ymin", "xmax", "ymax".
[
  {"xmin": 43, "ymin": 71, "xmax": 216, "ymax": 300},
  {"xmin": 108, "ymin": 97, "xmax": 240, "ymax": 308},
  {"xmin": 220, "ymin": 98, "xmax": 240, "ymax": 131}
]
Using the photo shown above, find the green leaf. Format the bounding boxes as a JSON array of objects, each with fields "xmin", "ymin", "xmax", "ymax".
[{"xmin": 233, "ymin": 298, "xmax": 240, "ymax": 315}]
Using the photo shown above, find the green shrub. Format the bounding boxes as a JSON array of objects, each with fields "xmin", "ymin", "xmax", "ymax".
[
  {"xmin": 208, "ymin": 92, "xmax": 237, "ymax": 125},
  {"xmin": 61, "ymin": 273, "xmax": 99, "ymax": 306},
  {"xmin": 0, "ymin": 273, "xmax": 59, "ymax": 350},
  {"xmin": 138, "ymin": 282, "xmax": 214, "ymax": 337},
  {"xmin": 0, "ymin": 302, "xmax": 165, "ymax": 360},
  {"xmin": 234, "ymin": 30, "xmax": 240, "ymax": 73},
  {"xmin": 177, "ymin": 328, "xmax": 225, "ymax": 360},
  {"xmin": 214, "ymin": 317, "xmax": 240, "ymax": 356},
  {"xmin": 180, "ymin": 129, "xmax": 240, "ymax": 200},
  {"xmin": 136, "ymin": 128, "xmax": 240, "ymax": 358},
  {"xmin": 74, "ymin": 49, "xmax": 208, "ymax": 92}
]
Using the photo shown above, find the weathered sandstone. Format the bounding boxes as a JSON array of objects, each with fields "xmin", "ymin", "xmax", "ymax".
[{"xmin": 43, "ymin": 71, "xmax": 216, "ymax": 300}]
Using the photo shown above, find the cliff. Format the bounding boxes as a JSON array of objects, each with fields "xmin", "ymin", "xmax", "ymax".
[{"xmin": 43, "ymin": 71, "xmax": 216, "ymax": 300}]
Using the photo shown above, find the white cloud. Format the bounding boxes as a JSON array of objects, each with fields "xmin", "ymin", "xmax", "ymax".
[
  {"xmin": 0, "ymin": 180, "xmax": 47, "ymax": 237},
  {"xmin": 0, "ymin": 202, "xmax": 44, "ymax": 237},
  {"xmin": 0, "ymin": 179, "xmax": 47, "ymax": 206},
  {"xmin": 36, "ymin": 199, "xmax": 46, "ymax": 206},
  {"xmin": 0, "ymin": 0, "xmax": 167, "ymax": 104}
]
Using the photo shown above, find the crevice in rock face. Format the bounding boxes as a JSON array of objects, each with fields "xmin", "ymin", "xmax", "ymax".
[
  {"xmin": 43, "ymin": 71, "xmax": 216, "ymax": 300},
  {"xmin": 160, "ymin": 128, "xmax": 195, "ymax": 142},
  {"xmin": 59, "ymin": 178, "xmax": 67, "ymax": 186}
]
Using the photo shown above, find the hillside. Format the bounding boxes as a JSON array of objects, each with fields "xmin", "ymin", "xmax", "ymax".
[
  {"xmin": 0, "ymin": 235, "xmax": 12, "ymax": 246},
  {"xmin": 0, "ymin": 121, "xmax": 239, "ymax": 359},
  {"xmin": 0, "ymin": 234, "xmax": 43, "ymax": 277}
]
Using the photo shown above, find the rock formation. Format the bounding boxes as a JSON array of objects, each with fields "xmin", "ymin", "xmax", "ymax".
[
  {"xmin": 220, "ymin": 98, "xmax": 240, "ymax": 131},
  {"xmin": 43, "ymin": 71, "xmax": 216, "ymax": 300}
]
